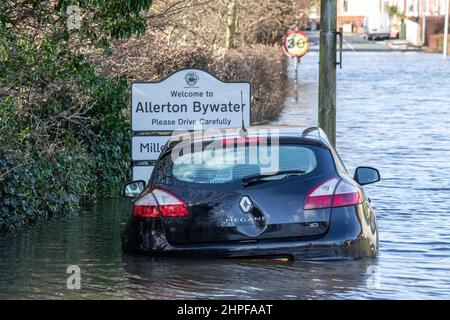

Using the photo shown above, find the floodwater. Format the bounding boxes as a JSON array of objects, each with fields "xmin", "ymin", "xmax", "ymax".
[{"xmin": 1, "ymin": 52, "xmax": 450, "ymax": 299}]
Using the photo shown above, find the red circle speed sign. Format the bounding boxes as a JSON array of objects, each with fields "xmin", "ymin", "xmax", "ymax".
[{"xmin": 282, "ymin": 30, "xmax": 310, "ymax": 58}]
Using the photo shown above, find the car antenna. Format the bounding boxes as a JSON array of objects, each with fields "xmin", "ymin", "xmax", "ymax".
[{"xmin": 239, "ymin": 90, "xmax": 248, "ymax": 137}]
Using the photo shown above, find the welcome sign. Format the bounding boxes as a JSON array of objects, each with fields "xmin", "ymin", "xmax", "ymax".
[
  {"xmin": 131, "ymin": 69, "xmax": 252, "ymax": 181},
  {"xmin": 132, "ymin": 69, "xmax": 251, "ymax": 131}
]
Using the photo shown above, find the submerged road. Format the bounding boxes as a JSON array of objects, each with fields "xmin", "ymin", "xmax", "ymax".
[
  {"xmin": 306, "ymin": 31, "xmax": 420, "ymax": 52},
  {"xmin": 1, "ymin": 50, "xmax": 450, "ymax": 299}
]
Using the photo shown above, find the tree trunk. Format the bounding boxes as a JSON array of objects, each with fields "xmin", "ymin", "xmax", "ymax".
[{"xmin": 225, "ymin": 0, "xmax": 238, "ymax": 49}]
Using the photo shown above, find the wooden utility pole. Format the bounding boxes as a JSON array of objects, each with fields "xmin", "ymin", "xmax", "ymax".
[
  {"xmin": 225, "ymin": 0, "xmax": 238, "ymax": 49},
  {"xmin": 422, "ymin": 0, "xmax": 427, "ymax": 46},
  {"xmin": 444, "ymin": 0, "xmax": 449, "ymax": 57},
  {"xmin": 318, "ymin": 0, "xmax": 337, "ymax": 146}
]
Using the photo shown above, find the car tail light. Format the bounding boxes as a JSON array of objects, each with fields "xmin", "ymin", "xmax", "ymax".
[
  {"xmin": 151, "ymin": 189, "xmax": 189, "ymax": 217},
  {"xmin": 332, "ymin": 179, "xmax": 363, "ymax": 208},
  {"xmin": 133, "ymin": 188, "xmax": 189, "ymax": 218},
  {"xmin": 133, "ymin": 192, "xmax": 161, "ymax": 218},
  {"xmin": 304, "ymin": 178, "xmax": 363, "ymax": 210},
  {"xmin": 304, "ymin": 177, "xmax": 340, "ymax": 210}
]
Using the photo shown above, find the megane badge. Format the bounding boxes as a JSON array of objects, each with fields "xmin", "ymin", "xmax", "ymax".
[{"xmin": 239, "ymin": 196, "xmax": 253, "ymax": 213}]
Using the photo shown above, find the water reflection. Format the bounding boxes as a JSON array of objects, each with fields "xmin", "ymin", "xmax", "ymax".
[{"xmin": 121, "ymin": 255, "xmax": 379, "ymax": 299}]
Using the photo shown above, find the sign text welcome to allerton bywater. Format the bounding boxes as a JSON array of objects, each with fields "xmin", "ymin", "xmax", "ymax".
[
  {"xmin": 131, "ymin": 69, "xmax": 251, "ymax": 181},
  {"xmin": 132, "ymin": 69, "xmax": 251, "ymax": 131}
]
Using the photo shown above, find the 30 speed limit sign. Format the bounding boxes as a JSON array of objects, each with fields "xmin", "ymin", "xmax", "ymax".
[{"xmin": 282, "ymin": 30, "xmax": 310, "ymax": 58}]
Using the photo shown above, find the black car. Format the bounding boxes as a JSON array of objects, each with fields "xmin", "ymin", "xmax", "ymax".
[{"xmin": 122, "ymin": 126, "xmax": 380, "ymax": 260}]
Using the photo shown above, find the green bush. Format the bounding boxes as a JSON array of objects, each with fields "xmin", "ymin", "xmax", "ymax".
[
  {"xmin": 0, "ymin": 75, "xmax": 131, "ymax": 232},
  {"xmin": 1, "ymin": 11, "xmax": 288, "ymax": 232},
  {"xmin": 87, "ymin": 76, "xmax": 131, "ymax": 197},
  {"xmin": 1, "ymin": 0, "xmax": 157, "ymax": 230},
  {"xmin": 0, "ymin": 147, "xmax": 93, "ymax": 231},
  {"xmin": 0, "ymin": 42, "xmax": 132, "ymax": 231}
]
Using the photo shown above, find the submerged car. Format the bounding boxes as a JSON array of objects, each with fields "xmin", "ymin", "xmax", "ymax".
[{"xmin": 122, "ymin": 126, "xmax": 380, "ymax": 260}]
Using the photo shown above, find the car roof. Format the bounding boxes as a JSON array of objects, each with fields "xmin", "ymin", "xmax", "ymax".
[{"xmin": 166, "ymin": 126, "xmax": 333, "ymax": 149}]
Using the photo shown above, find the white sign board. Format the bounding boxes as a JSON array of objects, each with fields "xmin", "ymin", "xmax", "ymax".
[
  {"xmin": 133, "ymin": 166, "xmax": 154, "ymax": 182},
  {"xmin": 132, "ymin": 69, "xmax": 251, "ymax": 131},
  {"xmin": 132, "ymin": 136, "xmax": 169, "ymax": 161},
  {"xmin": 131, "ymin": 69, "xmax": 252, "ymax": 183}
]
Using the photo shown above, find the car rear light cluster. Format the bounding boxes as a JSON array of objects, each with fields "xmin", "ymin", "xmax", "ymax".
[
  {"xmin": 304, "ymin": 177, "xmax": 363, "ymax": 210},
  {"xmin": 133, "ymin": 188, "xmax": 189, "ymax": 218}
]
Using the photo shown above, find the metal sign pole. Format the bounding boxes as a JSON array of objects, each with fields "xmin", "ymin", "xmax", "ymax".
[
  {"xmin": 295, "ymin": 57, "xmax": 300, "ymax": 103},
  {"xmin": 282, "ymin": 22, "xmax": 310, "ymax": 106}
]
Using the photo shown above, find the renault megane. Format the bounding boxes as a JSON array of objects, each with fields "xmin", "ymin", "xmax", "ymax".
[{"xmin": 122, "ymin": 127, "xmax": 380, "ymax": 260}]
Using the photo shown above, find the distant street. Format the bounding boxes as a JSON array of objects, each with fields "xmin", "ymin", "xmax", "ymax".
[{"xmin": 306, "ymin": 31, "xmax": 420, "ymax": 52}]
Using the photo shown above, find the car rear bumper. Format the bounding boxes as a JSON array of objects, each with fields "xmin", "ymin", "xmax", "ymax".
[
  {"xmin": 122, "ymin": 204, "xmax": 378, "ymax": 260},
  {"xmin": 136, "ymin": 239, "xmax": 370, "ymax": 261}
]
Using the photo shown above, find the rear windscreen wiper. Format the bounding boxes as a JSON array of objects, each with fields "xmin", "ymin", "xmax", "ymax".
[{"xmin": 242, "ymin": 170, "xmax": 306, "ymax": 187}]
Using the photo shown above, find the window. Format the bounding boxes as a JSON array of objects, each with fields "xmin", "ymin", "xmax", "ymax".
[
  {"xmin": 172, "ymin": 145, "xmax": 318, "ymax": 184},
  {"xmin": 343, "ymin": 0, "xmax": 349, "ymax": 13}
]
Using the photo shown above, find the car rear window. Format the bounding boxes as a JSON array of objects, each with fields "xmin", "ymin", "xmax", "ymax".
[{"xmin": 171, "ymin": 144, "xmax": 318, "ymax": 184}]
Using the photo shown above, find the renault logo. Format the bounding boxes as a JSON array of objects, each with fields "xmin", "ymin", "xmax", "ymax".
[{"xmin": 239, "ymin": 196, "xmax": 253, "ymax": 213}]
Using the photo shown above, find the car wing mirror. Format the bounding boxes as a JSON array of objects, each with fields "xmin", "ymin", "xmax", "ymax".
[
  {"xmin": 123, "ymin": 180, "xmax": 146, "ymax": 198},
  {"xmin": 354, "ymin": 167, "xmax": 380, "ymax": 186}
]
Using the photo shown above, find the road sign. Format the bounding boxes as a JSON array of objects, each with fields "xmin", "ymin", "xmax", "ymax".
[
  {"xmin": 131, "ymin": 68, "xmax": 252, "ymax": 182},
  {"xmin": 282, "ymin": 30, "xmax": 310, "ymax": 58},
  {"xmin": 132, "ymin": 165, "xmax": 154, "ymax": 182},
  {"xmin": 132, "ymin": 136, "xmax": 169, "ymax": 161},
  {"xmin": 132, "ymin": 69, "xmax": 251, "ymax": 131}
]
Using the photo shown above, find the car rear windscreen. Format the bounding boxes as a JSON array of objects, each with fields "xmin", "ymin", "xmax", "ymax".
[{"xmin": 171, "ymin": 144, "xmax": 318, "ymax": 184}]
